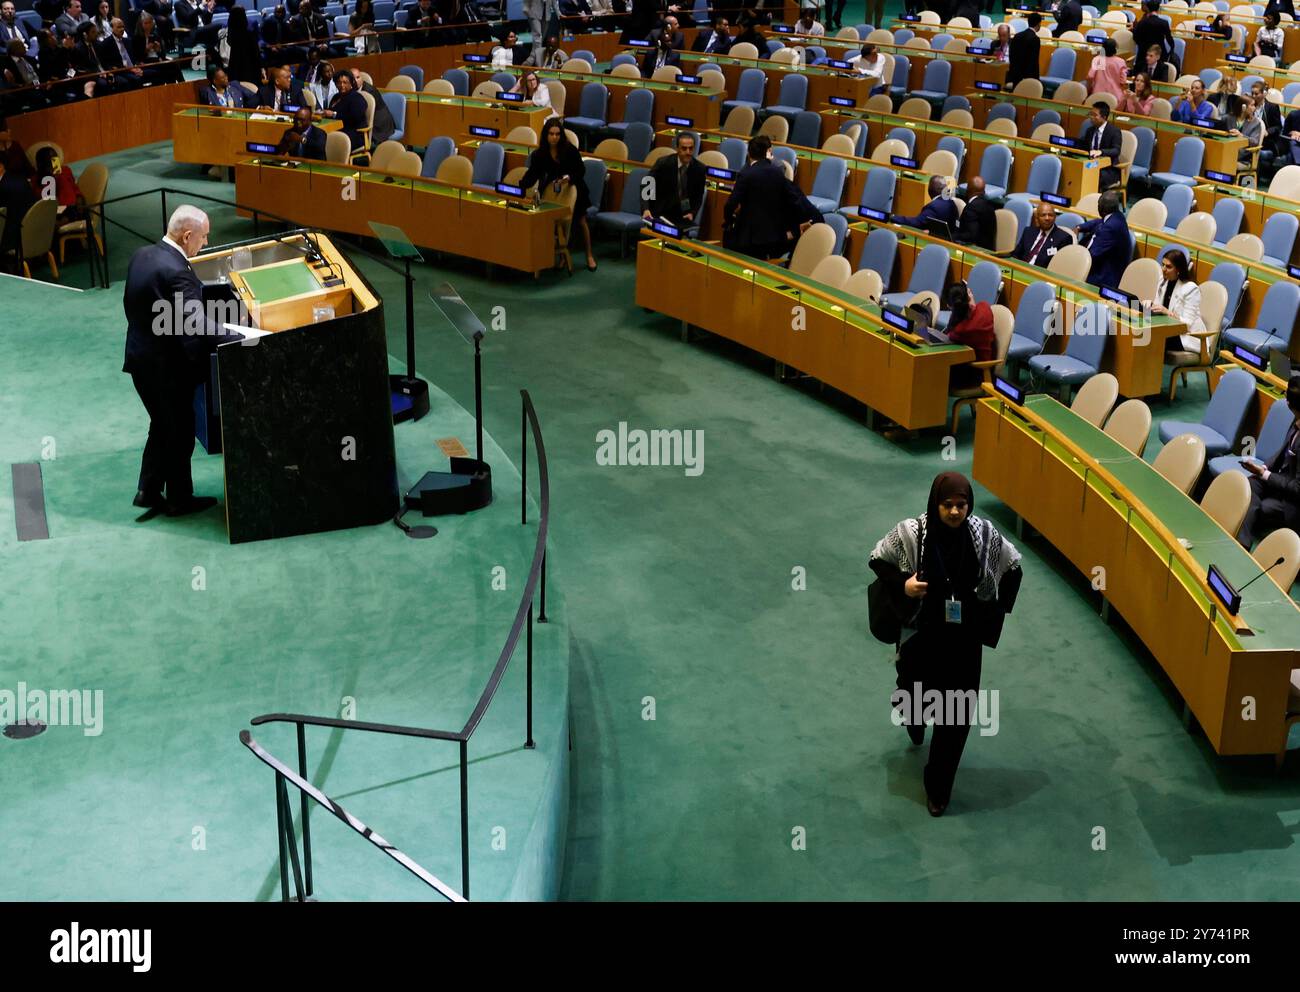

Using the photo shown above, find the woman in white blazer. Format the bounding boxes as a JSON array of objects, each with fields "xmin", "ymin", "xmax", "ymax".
[{"xmin": 1152, "ymin": 249, "xmax": 1206, "ymax": 352}]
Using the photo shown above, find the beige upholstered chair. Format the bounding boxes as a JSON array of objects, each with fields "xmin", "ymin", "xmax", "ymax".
[
  {"xmin": 1070, "ymin": 372, "xmax": 1119, "ymax": 427},
  {"xmin": 560, "ymin": 58, "xmax": 592, "ymax": 72},
  {"xmin": 435, "ymin": 154, "xmax": 474, "ymax": 185},
  {"xmin": 424, "ymin": 79, "xmax": 455, "ymax": 95},
  {"xmin": 870, "ymin": 138, "xmax": 909, "ymax": 163},
  {"xmin": 1152, "ymin": 433, "xmax": 1207, "ymax": 494},
  {"xmin": 386, "ymin": 74, "xmax": 416, "ymax": 92},
  {"xmin": 985, "ymin": 117, "xmax": 1019, "ymax": 137},
  {"xmin": 1201, "ymin": 470, "xmax": 1251, "ymax": 536},
  {"xmin": 1102, "ymin": 399, "xmax": 1152, "ymax": 456},
  {"xmin": 809, "ymin": 254, "xmax": 852, "ymax": 289},
  {"xmin": 1253, "ymin": 528, "xmax": 1300, "ymax": 590},
  {"xmin": 325, "ymin": 130, "xmax": 352, "ymax": 162},
  {"xmin": 57, "ymin": 162, "xmax": 108, "ymax": 263},
  {"xmin": 759, "ymin": 114, "xmax": 789, "ymax": 142},
  {"xmin": 390, "ymin": 149, "xmax": 423, "ymax": 177},
  {"xmin": 1127, "ymin": 197, "xmax": 1167, "ymax": 229},
  {"xmin": 1174, "ymin": 211, "xmax": 1216, "ymax": 244},
  {"xmin": 1119, "ymin": 257, "xmax": 1161, "ymax": 301},
  {"xmin": 1047, "ymin": 244, "xmax": 1093, "ymax": 280},
  {"xmin": 844, "ymin": 268, "xmax": 882, "ymax": 302},
  {"xmin": 722, "ymin": 105, "xmax": 755, "ymax": 135},
  {"xmin": 506, "ymin": 125, "xmax": 539, "ymax": 146},
  {"xmin": 369, "ymin": 139, "xmax": 406, "ymax": 171},
  {"xmin": 786, "ymin": 223, "xmax": 836, "ymax": 276},
  {"xmin": 592, "ymin": 138, "xmax": 628, "ymax": 159},
  {"xmin": 18, "ymin": 198, "xmax": 59, "ymax": 280}
]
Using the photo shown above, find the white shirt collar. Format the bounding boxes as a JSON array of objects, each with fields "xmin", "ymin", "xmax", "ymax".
[{"xmin": 162, "ymin": 235, "xmax": 190, "ymax": 262}]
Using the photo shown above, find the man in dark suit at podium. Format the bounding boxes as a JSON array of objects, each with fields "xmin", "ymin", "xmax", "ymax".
[{"xmin": 123, "ymin": 205, "xmax": 243, "ymax": 516}]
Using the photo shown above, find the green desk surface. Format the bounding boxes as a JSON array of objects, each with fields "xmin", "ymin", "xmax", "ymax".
[
  {"xmin": 240, "ymin": 259, "xmax": 321, "ymax": 303},
  {"xmin": 1015, "ymin": 394, "xmax": 1300, "ymax": 651}
]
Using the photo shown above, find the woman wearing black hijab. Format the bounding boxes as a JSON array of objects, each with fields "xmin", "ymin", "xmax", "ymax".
[{"xmin": 869, "ymin": 472, "xmax": 1022, "ymax": 816}]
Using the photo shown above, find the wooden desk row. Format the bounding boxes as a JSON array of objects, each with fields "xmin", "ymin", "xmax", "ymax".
[
  {"xmin": 973, "ymin": 391, "xmax": 1300, "ymax": 758},
  {"xmin": 635, "ymin": 234, "xmax": 975, "ymax": 430},
  {"xmin": 172, "ymin": 105, "xmax": 342, "ymax": 166},
  {"xmin": 965, "ymin": 90, "xmax": 1249, "ymax": 176},
  {"xmin": 232, "ymin": 156, "xmax": 566, "ymax": 275},
  {"xmin": 843, "ymin": 219, "xmax": 1186, "ymax": 399},
  {"xmin": 461, "ymin": 65, "xmax": 724, "ymax": 133},
  {"xmin": 819, "ymin": 107, "xmax": 1109, "ymax": 206}
]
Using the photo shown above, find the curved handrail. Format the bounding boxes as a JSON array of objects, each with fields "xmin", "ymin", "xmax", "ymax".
[
  {"xmin": 244, "ymin": 389, "xmax": 550, "ymax": 899},
  {"xmin": 240, "ymin": 730, "xmax": 465, "ymax": 901},
  {"xmin": 980, "ymin": 385, "xmax": 1246, "ymax": 626}
]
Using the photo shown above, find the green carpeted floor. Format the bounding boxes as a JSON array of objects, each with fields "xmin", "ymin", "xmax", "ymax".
[{"xmin": 9, "ymin": 3, "xmax": 1300, "ymax": 896}]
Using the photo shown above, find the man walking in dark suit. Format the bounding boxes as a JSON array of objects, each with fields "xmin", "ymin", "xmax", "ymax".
[
  {"xmin": 122, "ymin": 205, "xmax": 243, "ymax": 515},
  {"xmin": 1014, "ymin": 200, "xmax": 1072, "ymax": 266},
  {"xmin": 1074, "ymin": 190, "xmax": 1131, "ymax": 290},
  {"xmin": 641, "ymin": 131, "xmax": 705, "ymax": 229},
  {"xmin": 1241, "ymin": 375, "xmax": 1300, "ymax": 546},
  {"xmin": 1007, "ymin": 13, "xmax": 1041, "ymax": 88},
  {"xmin": 724, "ymin": 134, "xmax": 821, "ymax": 260},
  {"xmin": 954, "ymin": 176, "xmax": 998, "ymax": 251},
  {"xmin": 1081, "ymin": 101, "xmax": 1123, "ymax": 191}
]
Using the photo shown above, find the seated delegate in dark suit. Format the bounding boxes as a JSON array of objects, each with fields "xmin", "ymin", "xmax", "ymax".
[
  {"xmin": 276, "ymin": 106, "xmax": 327, "ymax": 158},
  {"xmin": 1241, "ymin": 375, "xmax": 1300, "ymax": 546},
  {"xmin": 1074, "ymin": 190, "xmax": 1131, "ymax": 290},
  {"xmin": 258, "ymin": 65, "xmax": 306, "ymax": 111},
  {"xmin": 1081, "ymin": 102, "xmax": 1123, "ymax": 191},
  {"xmin": 324, "ymin": 69, "xmax": 367, "ymax": 154},
  {"xmin": 724, "ymin": 134, "xmax": 822, "ymax": 260},
  {"xmin": 71, "ymin": 21, "xmax": 117, "ymax": 95},
  {"xmin": 96, "ymin": 17, "xmax": 146, "ymax": 86},
  {"xmin": 693, "ymin": 17, "xmax": 732, "ymax": 54},
  {"xmin": 641, "ymin": 132, "xmax": 706, "ymax": 228},
  {"xmin": 358, "ymin": 76, "xmax": 395, "ymax": 145},
  {"xmin": 954, "ymin": 176, "xmax": 997, "ymax": 251},
  {"xmin": 198, "ymin": 65, "xmax": 248, "ymax": 107},
  {"xmin": 1052, "ymin": 0, "xmax": 1082, "ymax": 37},
  {"xmin": 1013, "ymin": 201, "xmax": 1073, "ymax": 267},
  {"xmin": 647, "ymin": 15, "xmax": 685, "ymax": 50},
  {"xmin": 1283, "ymin": 105, "xmax": 1300, "ymax": 164},
  {"xmin": 893, "ymin": 174, "xmax": 959, "ymax": 238},
  {"xmin": 122, "ymin": 204, "xmax": 244, "ymax": 514},
  {"xmin": 641, "ymin": 35, "xmax": 681, "ymax": 77},
  {"xmin": 1007, "ymin": 14, "xmax": 1041, "ymax": 87}
]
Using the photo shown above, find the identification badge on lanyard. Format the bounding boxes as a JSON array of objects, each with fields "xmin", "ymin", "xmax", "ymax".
[{"xmin": 944, "ymin": 597, "xmax": 962, "ymax": 624}]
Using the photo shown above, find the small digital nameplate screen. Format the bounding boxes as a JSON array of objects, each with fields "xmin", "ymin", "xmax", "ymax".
[
  {"xmin": 706, "ymin": 166, "xmax": 735, "ymax": 181},
  {"xmin": 495, "ymin": 182, "xmax": 524, "ymax": 197},
  {"xmin": 652, "ymin": 220, "xmax": 682, "ymax": 238},
  {"xmin": 666, "ymin": 115, "xmax": 694, "ymax": 127},
  {"xmin": 1207, "ymin": 565, "xmax": 1241, "ymax": 616},
  {"xmin": 1205, "ymin": 169, "xmax": 1234, "ymax": 182},
  {"xmin": 881, "ymin": 308, "xmax": 912, "ymax": 333},
  {"xmin": 975, "ymin": 80, "xmax": 1000, "ymax": 91},
  {"xmin": 891, "ymin": 155, "xmax": 918, "ymax": 169},
  {"xmin": 1233, "ymin": 345, "xmax": 1266, "ymax": 369},
  {"xmin": 1050, "ymin": 135, "xmax": 1078, "ymax": 148},
  {"xmin": 677, "ymin": 74, "xmax": 702, "ymax": 84},
  {"xmin": 247, "ymin": 142, "xmax": 277, "ymax": 154},
  {"xmin": 1041, "ymin": 191, "xmax": 1070, "ymax": 207},
  {"xmin": 829, "ymin": 95, "xmax": 855, "ymax": 106},
  {"xmin": 994, "ymin": 376, "xmax": 1025, "ymax": 405},
  {"xmin": 464, "ymin": 53, "xmax": 489, "ymax": 62},
  {"xmin": 828, "ymin": 59, "xmax": 852, "ymax": 69},
  {"xmin": 858, "ymin": 206, "xmax": 888, "ymax": 221},
  {"xmin": 498, "ymin": 91, "xmax": 523, "ymax": 102},
  {"xmin": 469, "ymin": 125, "xmax": 500, "ymax": 138}
]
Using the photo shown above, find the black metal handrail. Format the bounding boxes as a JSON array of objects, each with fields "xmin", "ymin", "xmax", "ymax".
[
  {"xmin": 240, "ymin": 730, "xmax": 465, "ymax": 901},
  {"xmin": 86, "ymin": 185, "xmax": 414, "ymax": 289},
  {"xmin": 245, "ymin": 390, "xmax": 550, "ymax": 901}
]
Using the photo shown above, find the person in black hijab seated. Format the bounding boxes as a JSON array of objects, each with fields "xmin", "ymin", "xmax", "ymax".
[{"xmin": 869, "ymin": 472, "xmax": 1023, "ymax": 817}]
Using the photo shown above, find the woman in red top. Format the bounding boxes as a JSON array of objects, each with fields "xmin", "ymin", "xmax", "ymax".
[
  {"xmin": 31, "ymin": 146, "xmax": 82, "ymax": 219},
  {"xmin": 944, "ymin": 281, "xmax": 994, "ymax": 389}
]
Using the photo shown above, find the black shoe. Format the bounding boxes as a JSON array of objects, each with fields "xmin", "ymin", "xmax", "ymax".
[
  {"xmin": 164, "ymin": 495, "xmax": 218, "ymax": 517},
  {"xmin": 133, "ymin": 490, "xmax": 164, "ymax": 509},
  {"xmin": 927, "ymin": 796, "xmax": 947, "ymax": 817},
  {"xmin": 906, "ymin": 722, "xmax": 925, "ymax": 747}
]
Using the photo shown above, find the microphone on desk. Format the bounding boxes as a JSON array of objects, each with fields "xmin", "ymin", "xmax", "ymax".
[{"xmin": 1237, "ymin": 556, "xmax": 1287, "ymax": 595}]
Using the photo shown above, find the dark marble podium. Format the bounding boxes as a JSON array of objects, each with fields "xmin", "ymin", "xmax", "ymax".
[{"xmin": 194, "ymin": 232, "xmax": 399, "ymax": 543}]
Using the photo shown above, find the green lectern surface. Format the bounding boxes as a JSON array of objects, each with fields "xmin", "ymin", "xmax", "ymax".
[{"xmin": 240, "ymin": 259, "xmax": 322, "ymax": 303}]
